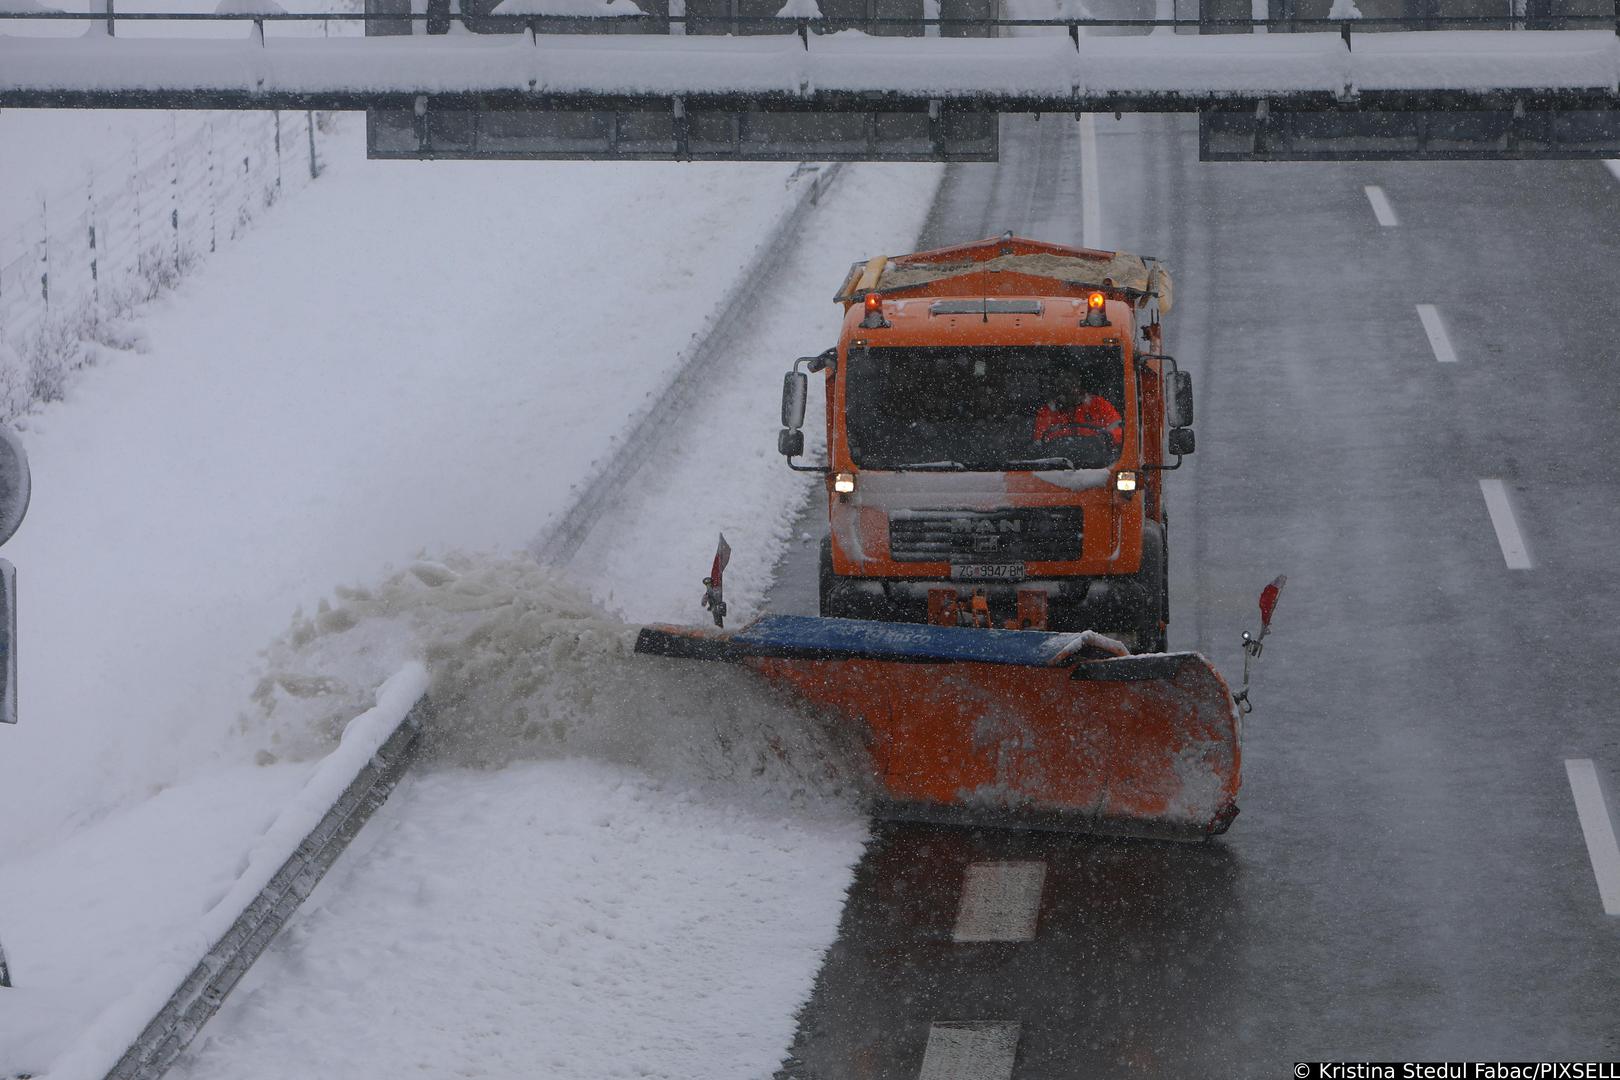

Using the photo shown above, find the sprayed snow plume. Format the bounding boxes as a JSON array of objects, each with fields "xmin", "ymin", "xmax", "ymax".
[{"xmin": 241, "ymin": 551, "xmax": 870, "ymax": 812}]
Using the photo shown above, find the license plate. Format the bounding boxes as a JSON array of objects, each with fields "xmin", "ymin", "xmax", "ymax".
[{"xmin": 950, "ymin": 562, "xmax": 1026, "ymax": 582}]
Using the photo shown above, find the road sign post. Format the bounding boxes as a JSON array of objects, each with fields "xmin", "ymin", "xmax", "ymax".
[{"xmin": 0, "ymin": 426, "xmax": 29, "ymax": 988}]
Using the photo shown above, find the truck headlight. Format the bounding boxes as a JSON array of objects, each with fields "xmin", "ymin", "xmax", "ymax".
[
  {"xmin": 834, "ymin": 472, "xmax": 856, "ymax": 494},
  {"xmin": 1114, "ymin": 471, "xmax": 1138, "ymax": 493}
]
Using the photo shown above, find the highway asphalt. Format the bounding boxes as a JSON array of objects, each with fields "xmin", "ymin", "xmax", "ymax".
[{"xmin": 767, "ymin": 112, "xmax": 1620, "ymax": 1075}]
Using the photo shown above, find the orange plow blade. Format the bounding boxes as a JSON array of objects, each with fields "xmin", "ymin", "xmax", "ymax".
[{"xmin": 635, "ymin": 615, "xmax": 1241, "ymax": 838}]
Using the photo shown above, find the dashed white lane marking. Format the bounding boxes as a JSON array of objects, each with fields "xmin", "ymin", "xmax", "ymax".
[
  {"xmin": 953, "ymin": 861, "xmax": 1047, "ymax": 943},
  {"xmin": 1478, "ymin": 479, "xmax": 1533, "ymax": 570},
  {"xmin": 1415, "ymin": 304, "xmax": 1459, "ymax": 364},
  {"xmin": 1565, "ymin": 759, "xmax": 1620, "ymax": 915},
  {"xmin": 918, "ymin": 1021, "xmax": 1021, "ymax": 1080},
  {"xmin": 1079, "ymin": 113, "xmax": 1102, "ymax": 249},
  {"xmin": 1604, "ymin": 160, "xmax": 1620, "ymax": 183},
  {"xmin": 1364, "ymin": 184, "xmax": 1399, "ymax": 226}
]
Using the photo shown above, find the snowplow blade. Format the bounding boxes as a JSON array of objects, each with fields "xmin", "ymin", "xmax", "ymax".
[{"xmin": 635, "ymin": 615, "xmax": 1241, "ymax": 839}]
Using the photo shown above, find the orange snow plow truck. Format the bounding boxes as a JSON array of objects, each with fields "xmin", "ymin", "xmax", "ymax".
[{"xmin": 637, "ymin": 236, "xmax": 1265, "ymax": 839}]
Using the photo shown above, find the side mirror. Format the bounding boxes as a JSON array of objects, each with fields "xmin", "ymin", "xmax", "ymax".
[
  {"xmin": 778, "ymin": 428, "xmax": 805, "ymax": 458},
  {"xmin": 1168, "ymin": 427, "xmax": 1195, "ymax": 456},
  {"xmin": 781, "ymin": 371, "xmax": 808, "ymax": 429},
  {"xmin": 1169, "ymin": 371, "xmax": 1194, "ymax": 429}
]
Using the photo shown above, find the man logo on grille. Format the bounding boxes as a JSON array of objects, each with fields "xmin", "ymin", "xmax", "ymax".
[{"xmin": 950, "ymin": 518, "xmax": 1023, "ymax": 535}]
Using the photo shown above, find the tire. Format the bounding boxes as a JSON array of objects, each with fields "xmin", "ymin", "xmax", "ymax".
[
  {"xmin": 1134, "ymin": 522, "xmax": 1168, "ymax": 653},
  {"xmin": 819, "ymin": 535, "xmax": 865, "ymax": 620},
  {"xmin": 820, "ymin": 535, "xmax": 896, "ymax": 622},
  {"xmin": 818, "ymin": 535, "xmax": 839, "ymax": 617}
]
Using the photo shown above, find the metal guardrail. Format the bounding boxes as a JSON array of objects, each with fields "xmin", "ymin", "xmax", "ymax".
[{"xmin": 100, "ymin": 692, "xmax": 431, "ymax": 1080}]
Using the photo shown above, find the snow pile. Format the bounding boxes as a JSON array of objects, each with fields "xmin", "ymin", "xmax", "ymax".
[{"xmin": 242, "ymin": 551, "xmax": 871, "ymax": 812}]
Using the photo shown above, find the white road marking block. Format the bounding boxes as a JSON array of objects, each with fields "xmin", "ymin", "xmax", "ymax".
[
  {"xmin": 1079, "ymin": 113, "xmax": 1102, "ymax": 249},
  {"xmin": 918, "ymin": 1021, "xmax": 1020, "ymax": 1080},
  {"xmin": 1364, "ymin": 184, "xmax": 1399, "ymax": 226},
  {"xmin": 1478, "ymin": 479, "xmax": 1532, "ymax": 570},
  {"xmin": 1565, "ymin": 759, "xmax": 1620, "ymax": 916},
  {"xmin": 953, "ymin": 861, "xmax": 1046, "ymax": 943},
  {"xmin": 1604, "ymin": 160, "xmax": 1620, "ymax": 183},
  {"xmin": 1416, "ymin": 304, "xmax": 1459, "ymax": 364}
]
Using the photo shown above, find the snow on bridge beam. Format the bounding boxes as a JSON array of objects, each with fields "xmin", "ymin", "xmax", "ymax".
[
  {"xmin": 1, "ymin": 25, "xmax": 1617, "ymax": 159},
  {"xmin": 1, "ymin": 28, "xmax": 1616, "ymax": 111}
]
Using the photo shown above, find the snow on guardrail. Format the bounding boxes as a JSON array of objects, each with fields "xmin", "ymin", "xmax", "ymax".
[{"xmin": 37, "ymin": 664, "xmax": 431, "ymax": 1080}]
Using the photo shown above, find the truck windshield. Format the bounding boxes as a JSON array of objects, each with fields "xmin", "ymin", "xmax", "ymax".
[{"xmin": 845, "ymin": 345, "xmax": 1127, "ymax": 471}]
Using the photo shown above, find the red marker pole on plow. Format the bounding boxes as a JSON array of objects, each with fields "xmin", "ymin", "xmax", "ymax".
[
  {"xmin": 700, "ymin": 533, "xmax": 731, "ymax": 628},
  {"xmin": 1234, "ymin": 575, "xmax": 1286, "ymax": 714}
]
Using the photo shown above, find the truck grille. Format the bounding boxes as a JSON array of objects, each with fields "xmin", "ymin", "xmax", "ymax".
[{"xmin": 887, "ymin": 508, "xmax": 1084, "ymax": 564}]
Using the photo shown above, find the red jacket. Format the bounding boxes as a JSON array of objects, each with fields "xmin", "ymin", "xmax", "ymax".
[{"xmin": 1033, "ymin": 395, "xmax": 1122, "ymax": 447}]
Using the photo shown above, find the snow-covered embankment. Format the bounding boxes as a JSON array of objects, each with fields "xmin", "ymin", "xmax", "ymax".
[{"xmin": 0, "ymin": 109, "xmax": 942, "ymax": 1077}]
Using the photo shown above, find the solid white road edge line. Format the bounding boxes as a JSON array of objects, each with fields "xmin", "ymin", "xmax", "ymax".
[
  {"xmin": 918, "ymin": 1021, "xmax": 1021, "ymax": 1080},
  {"xmin": 1416, "ymin": 304, "xmax": 1459, "ymax": 364},
  {"xmin": 953, "ymin": 861, "xmax": 1047, "ymax": 943},
  {"xmin": 1079, "ymin": 112, "xmax": 1101, "ymax": 249},
  {"xmin": 1364, "ymin": 185, "xmax": 1399, "ymax": 227},
  {"xmin": 1478, "ymin": 479, "xmax": 1532, "ymax": 570},
  {"xmin": 1564, "ymin": 759, "xmax": 1620, "ymax": 916}
]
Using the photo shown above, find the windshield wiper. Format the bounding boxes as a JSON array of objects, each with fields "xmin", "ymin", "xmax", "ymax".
[
  {"xmin": 1005, "ymin": 457, "xmax": 1078, "ymax": 470},
  {"xmin": 891, "ymin": 461, "xmax": 971, "ymax": 471}
]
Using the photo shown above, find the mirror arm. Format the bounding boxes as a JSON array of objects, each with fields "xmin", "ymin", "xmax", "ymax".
[
  {"xmin": 801, "ymin": 346, "xmax": 837, "ymax": 375},
  {"xmin": 1141, "ymin": 454, "xmax": 1184, "ymax": 472},
  {"xmin": 786, "ymin": 456, "xmax": 829, "ymax": 474},
  {"xmin": 1139, "ymin": 352, "xmax": 1178, "ymax": 376}
]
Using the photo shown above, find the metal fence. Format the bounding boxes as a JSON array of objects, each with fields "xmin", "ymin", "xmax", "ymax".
[{"xmin": 0, "ymin": 111, "xmax": 330, "ymax": 417}]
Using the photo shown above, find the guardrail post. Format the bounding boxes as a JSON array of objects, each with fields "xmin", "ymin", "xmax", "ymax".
[
  {"xmin": 169, "ymin": 118, "xmax": 181, "ymax": 277},
  {"xmin": 306, "ymin": 111, "xmax": 321, "ymax": 179},
  {"xmin": 206, "ymin": 121, "xmax": 218, "ymax": 253},
  {"xmin": 37, "ymin": 195, "xmax": 49, "ymax": 313},
  {"xmin": 87, "ymin": 175, "xmax": 99, "ymax": 305},
  {"xmin": 104, "ymin": 0, "xmax": 115, "ymax": 36}
]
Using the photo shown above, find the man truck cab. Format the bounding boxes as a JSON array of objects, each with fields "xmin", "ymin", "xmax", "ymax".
[{"xmin": 778, "ymin": 234, "xmax": 1193, "ymax": 652}]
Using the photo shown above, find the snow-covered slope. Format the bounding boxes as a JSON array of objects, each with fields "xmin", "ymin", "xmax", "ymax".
[
  {"xmin": 163, "ymin": 161, "xmax": 942, "ymax": 1080},
  {"xmin": 0, "ymin": 129, "xmax": 803, "ymax": 857},
  {"xmin": 0, "ymin": 109, "xmax": 942, "ymax": 1076}
]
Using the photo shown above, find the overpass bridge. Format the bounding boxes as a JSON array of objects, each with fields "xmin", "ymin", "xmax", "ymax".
[{"xmin": 1, "ymin": 4, "xmax": 1618, "ymax": 160}]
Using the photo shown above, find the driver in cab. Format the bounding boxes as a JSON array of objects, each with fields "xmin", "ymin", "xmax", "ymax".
[{"xmin": 1032, "ymin": 384, "xmax": 1122, "ymax": 450}]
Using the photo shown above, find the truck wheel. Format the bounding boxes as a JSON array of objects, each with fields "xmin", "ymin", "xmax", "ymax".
[
  {"xmin": 1135, "ymin": 522, "xmax": 1168, "ymax": 654},
  {"xmin": 819, "ymin": 535, "xmax": 867, "ymax": 620},
  {"xmin": 820, "ymin": 536, "xmax": 894, "ymax": 622},
  {"xmin": 818, "ymin": 535, "xmax": 839, "ymax": 617}
]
